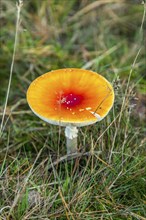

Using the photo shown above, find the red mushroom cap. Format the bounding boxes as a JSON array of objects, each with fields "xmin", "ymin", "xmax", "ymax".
[{"xmin": 27, "ymin": 68, "xmax": 114, "ymax": 126}]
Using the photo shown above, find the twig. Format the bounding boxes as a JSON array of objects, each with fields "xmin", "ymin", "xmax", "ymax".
[{"xmin": 48, "ymin": 151, "xmax": 102, "ymax": 170}]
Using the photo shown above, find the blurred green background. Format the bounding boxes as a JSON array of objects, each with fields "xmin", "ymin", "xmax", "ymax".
[{"xmin": 0, "ymin": 0, "xmax": 145, "ymax": 103}]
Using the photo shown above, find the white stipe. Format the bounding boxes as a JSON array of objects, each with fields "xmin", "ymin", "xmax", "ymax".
[{"xmin": 65, "ymin": 126, "xmax": 78, "ymax": 139}]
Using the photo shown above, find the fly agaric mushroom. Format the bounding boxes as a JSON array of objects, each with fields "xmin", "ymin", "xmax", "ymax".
[{"xmin": 27, "ymin": 68, "xmax": 114, "ymax": 155}]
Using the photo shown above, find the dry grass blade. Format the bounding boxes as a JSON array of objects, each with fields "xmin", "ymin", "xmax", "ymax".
[
  {"xmin": 59, "ymin": 187, "xmax": 75, "ymax": 220},
  {"xmin": 82, "ymin": 43, "xmax": 121, "ymax": 69},
  {"xmin": 0, "ymin": 0, "xmax": 23, "ymax": 137},
  {"xmin": 68, "ymin": 0, "xmax": 125, "ymax": 22}
]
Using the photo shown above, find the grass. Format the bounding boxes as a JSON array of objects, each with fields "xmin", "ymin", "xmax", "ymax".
[{"xmin": 0, "ymin": 0, "xmax": 146, "ymax": 219}]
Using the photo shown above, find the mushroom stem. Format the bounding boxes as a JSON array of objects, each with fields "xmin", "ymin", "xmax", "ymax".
[
  {"xmin": 66, "ymin": 137, "xmax": 77, "ymax": 155},
  {"xmin": 65, "ymin": 126, "xmax": 78, "ymax": 155}
]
